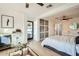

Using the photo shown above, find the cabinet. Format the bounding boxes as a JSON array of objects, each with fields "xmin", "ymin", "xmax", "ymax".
[
  {"xmin": 11, "ymin": 32, "xmax": 22, "ymax": 46},
  {"xmin": 40, "ymin": 19, "xmax": 49, "ymax": 41}
]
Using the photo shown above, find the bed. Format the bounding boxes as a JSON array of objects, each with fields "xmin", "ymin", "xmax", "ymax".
[
  {"xmin": 76, "ymin": 44, "xmax": 79, "ymax": 55},
  {"xmin": 41, "ymin": 35, "xmax": 77, "ymax": 56}
]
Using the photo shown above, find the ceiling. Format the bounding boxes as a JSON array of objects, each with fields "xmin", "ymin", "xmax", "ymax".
[
  {"xmin": 24, "ymin": 3, "xmax": 79, "ymax": 19},
  {"xmin": 0, "ymin": 3, "xmax": 79, "ymax": 19},
  {"xmin": 24, "ymin": 3, "xmax": 66, "ymax": 18}
]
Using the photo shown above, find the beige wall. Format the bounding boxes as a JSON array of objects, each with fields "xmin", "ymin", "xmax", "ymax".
[
  {"xmin": 62, "ymin": 19, "xmax": 72, "ymax": 34},
  {"xmin": 49, "ymin": 17, "xmax": 79, "ymax": 35},
  {"xmin": 49, "ymin": 17, "xmax": 56, "ymax": 36},
  {"xmin": 62, "ymin": 17, "xmax": 79, "ymax": 34}
]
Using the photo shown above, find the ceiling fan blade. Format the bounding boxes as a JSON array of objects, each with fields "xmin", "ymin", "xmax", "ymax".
[
  {"xmin": 62, "ymin": 16, "xmax": 72, "ymax": 20},
  {"xmin": 46, "ymin": 4, "xmax": 53, "ymax": 8},
  {"xmin": 37, "ymin": 3, "xmax": 44, "ymax": 6}
]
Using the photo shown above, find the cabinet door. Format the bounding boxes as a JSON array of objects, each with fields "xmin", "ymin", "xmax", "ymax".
[
  {"xmin": 44, "ymin": 26, "xmax": 48, "ymax": 31},
  {"xmin": 44, "ymin": 20, "xmax": 48, "ymax": 25},
  {"xmin": 40, "ymin": 19, "xmax": 44, "ymax": 25},
  {"xmin": 40, "ymin": 19, "xmax": 49, "ymax": 41},
  {"xmin": 45, "ymin": 32, "xmax": 48, "ymax": 38},
  {"xmin": 40, "ymin": 26, "xmax": 44, "ymax": 32},
  {"xmin": 40, "ymin": 33, "xmax": 44, "ymax": 38},
  {"xmin": 12, "ymin": 34, "xmax": 22, "ymax": 46}
]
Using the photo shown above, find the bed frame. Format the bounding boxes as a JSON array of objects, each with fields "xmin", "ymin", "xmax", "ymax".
[{"xmin": 44, "ymin": 45, "xmax": 71, "ymax": 56}]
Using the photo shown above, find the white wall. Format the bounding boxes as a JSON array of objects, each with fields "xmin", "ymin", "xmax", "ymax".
[
  {"xmin": 0, "ymin": 8, "xmax": 27, "ymax": 45},
  {"xmin": 34, "ymin": 19, "xmax": 40, "ymax": 41}
]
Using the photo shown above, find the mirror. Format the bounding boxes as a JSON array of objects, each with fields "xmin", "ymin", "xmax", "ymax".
[{"xmin": 69, "ymin": 22, "xmax": 78, "ymax": 30}]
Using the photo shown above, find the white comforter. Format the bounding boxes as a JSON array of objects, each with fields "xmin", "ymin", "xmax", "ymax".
[
  {"xmin": 76, "ymin": 44, "xmax": 79, "ymax": 54},
  {"xmin": 41, "ymin": 36, "xmax": 76, "ymax": 56}
]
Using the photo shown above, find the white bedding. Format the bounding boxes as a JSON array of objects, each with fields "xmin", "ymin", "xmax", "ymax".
[
  {"xmin": 76, "ymin": 44, "xmax": 79, "ymax": 54},
  {"xmin": 41, "ymin": 36, "xmax": 76, "ymax": 56}
]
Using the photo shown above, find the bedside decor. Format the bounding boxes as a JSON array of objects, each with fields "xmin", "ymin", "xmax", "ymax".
[{"xmin": 1, "ymin": 15, "xmax": 14, "ymax": 28}]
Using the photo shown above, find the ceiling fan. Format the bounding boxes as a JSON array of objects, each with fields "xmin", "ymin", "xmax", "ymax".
[
  {"xmin": 61, "ymin": 16, "xmax": 72, "ymax": 20},
  {"xmin": 26, "ymin": 3, "xmax": 44, "ymax": 8},
  {"xmin": 25, "ymin": 3, "xmax": 53, "ymax": 8}
]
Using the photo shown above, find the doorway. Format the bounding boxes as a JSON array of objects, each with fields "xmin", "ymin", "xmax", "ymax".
[{"xmin": 27, "ymin": 21, "xmax": 34, "ymax": 40}]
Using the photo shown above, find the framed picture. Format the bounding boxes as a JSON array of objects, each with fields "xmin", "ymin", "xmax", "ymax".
[{"xmin": 1, "ymin": 15, "xmax": 14, "ymax": 28}]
